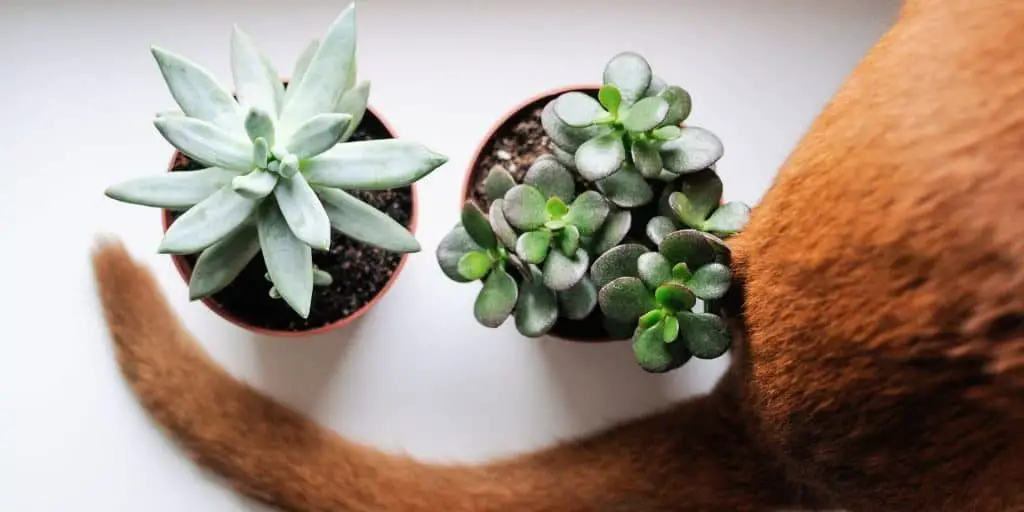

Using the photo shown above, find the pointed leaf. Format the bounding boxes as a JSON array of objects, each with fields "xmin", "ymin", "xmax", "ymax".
[
  {"xmin": 150, "ymin": 46, "xmax": 241, "ymax": 131},
  {"xmin": 524, "ymin": 156, "xmax": 576, "ymax": 202},
  {"xmin": 483, "ymin": 165, "xmax": 517, "ymax": 203},
  {"xmin": 703, "ymin": 202, "xmax": 751, "ymax": 235},
  {"xmin": 284, "ymin": 113, "xmax": 351, "ymax": 159},
  {"xmin": 515, "ymin": 266, "xmax": 559, "ymax": 337},
  {"xmin": 622, "ymin": 96, "xmax": 669, "ymax": 133},
  {"xmin": 663, "ymin": 314, "xmax": 680, "ymax": 343},
  {"xmin": 595, "ymin": 165, "xmax": 654, "ymax": 208},
  {"xmin": 646, "ymin": 216, "xmax": 677, "ymax": 246},
  {"xmin": 457, "ymin": 251, "xmax": 492, "ymax": 281},
  {"xmin": 549, "ymin": 142, "xmax": 577, "ymax": 170},
  {"xmin": 232, "ymin": 168, "xmax": 279, "ymax": 199},
  {"xmin": 637, "ymin": 252, "xmax": 672, "ymax": 289},
  {"xmin": 158, "ymin": 185, "xmax": 259, "ymax": 254},
  {"xmin": 553, "ymin": 91, "xmax": 606, "ymax": 127},
  {"xmin": 672, "ymin": 262, "xmax": 693, "ymax": 281},
  {"xmin": 457, "ymin": 201, "xmax": 496, "ymax": 250},
  {"xmin": 591, "ymin": 209, "xmax": 631, "ymax": 255},
  {"xmin": 671, "ymin": 170, "xmax": 724, "ymax": 227},
  {"xmin": 154, "ymin": 116, "xmax": 253, "ymax": 172},
  {"xmin": 686, "ymin": 262, "xmax": 732, "ymax": 300},
  {"xmin": 540, "ymin": 100, "xmax": 611, "ymax": 152},
  {"xmin": 244, "ymin": 107, "xmax": 276, "ymax": 146},
  {"xmin": 231, "ymin": 25, "xmax": 285, "ymax": 118},
  {"xmin": 564, "ymin": 190, "xmax": 610, "ymax": 236},
  {"xmin": 104, "ymin": 167, "xmax": 237, "ymax": 209},
  {"xmin": 557, "ymin": 276, "xmax": 597, "ymax": 320},
  {"xmin": 598, "ymin": 85, "xmax": 622, "ymax": 116},
  {"xmin": 559, "ymin": 224, "xmax": 581, "ymax": 257},
  {"xmin": 655, "ymin": 282, "xmax": 696, "ymax": 311},
  {"xmin": 318, "ymin": 186, "xmax": 419, "ymax": 253},
  {"xmin": 575, "ymin": 133, "xmax": 626, "ymax": 181},
  {"xmin": 542, "ymin": 247, "xmax": 589, "ymax": 291},
  {"xmin": 284, "ymin": 39, "xmax": 319, "ymax": 105},
  {"xmin": 502, "ymin": 184, "xmax": 548, "ymax": 230},
  {"xmin": 659, "ymin": 229, "xmax": 715, "ymax": 269},
  {"xmin": 336, "ymin": 80, "xmax": 370, "ymax": 141},
  {"xmin": 602, "ymin": 52, "xmax": 652, "ymax": 107},
  {"xmin": 678, "ymin": 312, "xmax": 731, "ymax": 359},
  {"xmin": 304, "ymin": 139, "xmax": 448, "ymax": 189},
  {"xmin": 474, "ymin": 266, "xmax": 518, "ymax": 328},
  {"xmin": 516, "ymin": 231, "xmax": 551, "ymax": 264},
  {"xmin": 188, "ymin": 223, "xmax": 261, "ymax": 299},
  {"xmin": 660, "ymin": 126, "xmax": 724, "ymax": 174},
  {"xmin": 436, "ymin": 225, "xmax": 483, "ymax": 282},
  {"xmin": 488, "ymin": 199, "xmax": 519, "ymax": 249},
  {"xmin": 273, "ymin": 172, "xmax": 331, "ymax": 251},
  {"xmin": 659, "ymin": 86, "xmax": 692, "ymax": 126},
  {"xmin": 631, "ymin": 139, "xmax": 663, "ymax": 178},
  {"xmin": 598, "ymin": 276, "xmax": 654, "ymax": 323},
  {"xmin": 258, "ymin": 202, "xmax": 313, "ymax": 318},
  {"xmin": 590, "ymin": 243, "xmax": 647, "ymax": 289}
]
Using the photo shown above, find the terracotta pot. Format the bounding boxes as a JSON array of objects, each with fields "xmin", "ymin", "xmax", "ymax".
[{"xmin": 161, "ymin": 104, "xmax": 418, "ymax": 338}]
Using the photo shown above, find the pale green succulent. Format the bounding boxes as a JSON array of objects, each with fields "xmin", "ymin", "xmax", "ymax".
[
  {"xmin": 645, "ymin": 168, "xmax": 751, "ymax": 246},
  {"xmin": 105, "ymin": 2, "xmax": 448, "ymax": 318}
]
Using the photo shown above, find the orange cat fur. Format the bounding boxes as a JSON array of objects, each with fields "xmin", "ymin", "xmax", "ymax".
[{"xmin": 91, "ymin": 0, "xmax": 1024, "ymax": 510}]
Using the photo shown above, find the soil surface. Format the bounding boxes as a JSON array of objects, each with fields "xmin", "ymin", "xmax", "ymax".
[{"xmin": 167, "ymin": 111, "xmax": 413, "ymax": 333}]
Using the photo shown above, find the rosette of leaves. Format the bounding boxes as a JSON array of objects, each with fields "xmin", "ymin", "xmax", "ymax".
[
  {"xmin": 103, "ymin": 3, "xmax": 448, "ymax": 318},
  {"xmin": 541, "ymin": 51, "xmax": 726, "ymax": 196},
  {"xmin": 590, "ymin": 230, "xmax": 734, "ymax": 373},
  {"xmin": 646, "ymin": 169, "xmax": 751, "ymax": 246}
]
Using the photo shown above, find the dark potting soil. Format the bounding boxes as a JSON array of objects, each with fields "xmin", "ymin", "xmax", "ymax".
[
  {"xmin": 465, "ymin": 89, "xmax": 669, "ymax": 342},
  {"xmin": 167, "ymin": 111, "xmax": 413, "ymax": 332}
]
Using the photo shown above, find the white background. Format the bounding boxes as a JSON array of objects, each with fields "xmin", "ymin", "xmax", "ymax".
[{"xmin": 0, "ymin": 0, "xmax": 899, "ymax": 510}]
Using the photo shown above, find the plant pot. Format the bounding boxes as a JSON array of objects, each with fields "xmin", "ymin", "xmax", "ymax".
[{"xmin": 162, "ymin": 105, "xmax": 418, "ymax": 337}]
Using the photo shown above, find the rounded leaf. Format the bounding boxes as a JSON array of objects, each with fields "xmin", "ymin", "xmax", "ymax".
[
  {"xmin": 660, "ymin": 126, "xmax": 724, "ymax": 174},
  {"xmin": 659, "ymin": 86, "xmax": 693, "ymax": 126},
  {"xmin": 546, "ymin": 196, "xmax": 570, "ymax": 219},
  {"xmin": 639, "ymin": 309, "xmax": 665, "ymax": 329},
  {"xmin": 559, "ymin": 224, "xmax": 581, "ymax": 256},
  {"xmin": 565, "ymin": 190, "xmax": 610, "ymax": 236},
  {"xmin": 524, "ymin": 156, "xmax": 576, "ymax": 203},
  {"xmin": 671, "ymin": 170, "xmax": 724, "ymax": 227},
  {"xmin": 598, "ymin": 276, "xmax": 655, "ymax": 323},
  {"xmin": 516, "ymin": 230, "xmax": 551, "ymax": 264},
  {"xmin": 637, "ymin": 252, "xmax": 672, "ymax": 289},
  {"xmin": 590, "ymin": 243, "xmax": 648, "ymax": 289},
  {"xmin": 598, "ymin": 85, "xmax": 622, "ymax": 115},
  {"xmin": 515, "ymin": 267, "xmax": 559, "ymax": 337},
  {"xmin": 595, "ymin": 166, "xmax": 654, "ymax": 208},
  {"xmin": 232, "ymin": 168, "xmax": 279, "ymax": 200},
  {"xmin": 436, "ymin": 225, "xmax": 484, "ymax": 283},
  {"xmin": 284, "ymin": 112, "xmax": 352, "ymax": 160},
  {"xmin": 541, "ymin": 100, "xmax": 611, "ymax": 152},
  {"xmin": 557, "ymin": 276, "xmax": 598, "ymax": 320},
  {"xmin": 549, "ymin": 142, "xmax": 577, "ymax": 170},
  {"xmin": 483, "ymin": 165, "xmax": 517, "ymax": 203},
  {"xmin": 703, "ymin": 201, "xmax": 751, "ymax": 235},
  {"xmin": 655, "ymin": 282, "xmax": 696, "ymax": 311},
  {"xmin": 602, "ymin": 51, "xmax": 652, "ymax": 107},
  {"xmin": 678, "ymin": 312, "xmax": 731, "ymax": 359},
  {"xmin": 662, "ymin": 314, "xmax": 680, "ymax": 343},
  {"xmin": 474, "ymin": 267, "xmax": 518, "ymax": 328},
  {"xmin": 633, "ymin": 323, "xmax": 693, "ymax": 373},
  {"xmin": 553, "ymin": 91, "xmax": 606, "ymax": 128},
  {"xmin": 502, "ymin": 184, "xmax": 548, "ymax": 231},
  {"xmin": 461, "ymin": 201, "xmax": 498, "ymax": 250},
  {"xmin": 488, "ymin": 199, "xmax": 519, "ymax": 249},
  {"xmin": 686, "ymin": 262, "xmax": 732, "ymax": 300},
  {"xmin": 653, "ymin": 125, "xmax": 682, "ymax": 141},
  {"xmin": 622, "ymin": 96, "xmax": 669, "ymax": 133},
  {"xmin": 574, "ymin": 133, "xmax": 626, "ymax": 181},
  {"xmin": 542, "ymin": 247, "xmax": 590, "ymax": 291},
  {"xmin": 643, "ymin": 75, "xmax": 667, "ymax": 97},
  {"xmin": 659, "ymin": 229, "xmax": 716, "ymax": 269},
  {"xmin": 672, "ymin": 262, "xmax": 693, "ymax": 282},
  {"xmin": 646, "ymin": 216, "xmax": 678, "ymax": 246},
  {"xmin": 457, "ymin": 251, "xmax": 492, "ymax": 281},
  {"xmin": 631, "ymin": 139, "xmax": 664, "ymax": 178},
  {"xmin": 591, "ymin": 209, "xmax": 631, "ymax": 255}
]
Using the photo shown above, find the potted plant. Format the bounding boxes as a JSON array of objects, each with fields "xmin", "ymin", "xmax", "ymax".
[
  {"xmin": 436, "ymin": 52, "xmax": 750, "ymax": 372},
  {"xmin": 104, "ymin": 2, "xmax": 448, "ymax": 336}
]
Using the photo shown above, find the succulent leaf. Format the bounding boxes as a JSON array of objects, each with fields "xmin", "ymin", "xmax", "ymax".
[
  {"xmin": 516, "ymin": 231, "xmax": 551, "ymax": 264},
  {"xmin": 273, "ymin": 172, "xmax": 332, "ymax": 251},
  {"xmin": 559, "ymin": 224, "xmax": 581, "ymax": 256},
  {"xmin": 590, "ymin": 243, "xmax": 647, "ymax": 289},
  {"xmin": 548, "ymin": 143, "xmax": 577, "ymax": 170},
  {"xmin": 436, "ymin": 225, "xmax": 483, "ymax": 282},
  {"xmin": 659, "ymin": 229, "xmax": 716, "ymax": 269},
  {"xmin": 622, "ymin": 96, "xmax": 669, "ymax": 133},
  {"xmin": 501, "ymin": 184, "xmax": 548, "ymax": 231},
  {"xmin": 646, "ymin": 216, "xmax": 677, "ymax": 246},
  {"xmin": 658, "ymin": 86, "xmax": 693, "ymax": 126},
  {"xmin": 654, "ymin": 282, "xmax": 696, "ymax": 311},
  {"xmin": 318, "ymin": 186, "xmax": 420, "ymax": 253},
  {"xmin": 253, "ymin": 138, "xmax": 270, "ymax": 168},
  {"xmin": 591, "ymin": 209, "xmax": 631, "ymax": 255},
  {"xmin": 460, "ymin": 201, "xmax": 498, "ymax": 250},
  {"xmin": 150, "ymin": 46, "xmax": 242, "ymax": 132},
  {"xmin": 158, "ymin": 185, "xmax": 259, "ymax": 254},
  {"xmin": 488, "ymin": 199, "xmax": 519, "ymax": 249},
  {"xmin": 284, "ymin": 113, "xmax": 352, "ymax": 159},
  {"xmin": 598, "ymin": 276, "xmax": 655, "ymax": 323},
  {"xmin": 457, "ymin": 251, "xmax": 492, "ymax": 281},
  {"xmin": 515, "ymin": 266, "xmax": 559, "ymax": 337},
  {"xmin": 678, "ymin": 311, "xmax": 731, "ymax": 359},
  {"xmin": 637, "ymin": 252, "xmax": 672, "ymax": 290},
  {"xmin": 540, "ymin": 100, "xmax": 611, "ymax": 152},
  {"xmin": 232, "ymin": 168, "xmax": 279, "ymax": 199},
  {"xmin": 671, "ymin": 169, "xmax": 724, "ymax": 227},
  {"xmin": 284, "ymin": 39, "xmax": 319, "ymax": 105},
  {"xmin": 557, "ymin": 276, "xmax": 598, "ymax": 320},
  {"xmin": 553, "ymin": 91, "xmax": 606, "ymax": 128},
  {"xmin": 643, "ymin": 75, "xmax": 668, "ymax": 97},
  {"xmin": 652, "ymin": 125, "xmax": 682, "ymax": 141},
  {"xmin": 244, "ymin": 107, "xmax": 276, "ymax": 146},
  {"xmin": 230, "ymin": 25, "xmax": 285, "ymax": 118},
  {"xmin": 545, "ymin": 196, "xmax": 570, "ymax": 219},
  {"xmin": 633, "ymin": 323, "xmax": 692, "ymax": 373},
  {"xmin": 602, "ymin": 52, "xmax": 652, "ymax": 107},
  {"xmin": 542, "ymin": 248, "xmax": 589, "ymax": 291},
  {"xmin": 257, "ymin": 201, "xmax": 314, "ymax": 317},
  {"xmin": 474, "ymin": 266, "xmax": 518, "ymax": 328},
  {"xmin": 187, "ymin": 222, "xmax": 261, "ymax": 299},
  {"xmin": 303, "ymin": 139, "xmax": 448, "ymax": 189},
  {"xmin": 639, "ymin": 309, "xmax": 664, "ymax": 329},
  {"xmin": 153, "ymin": 116, "xmax": 254, "ymax": 172},
  {"xmin": 524, "ymin": 156, "xmax": 576, "ymax": 202},
  {"xmin": 662, "ymin": 314, "xmax": 680, "ymax": 343},
  {"xmin": 660, "ymin": 126, "xmax": 724, "ymax": 174},
  {"xmin": 598, "ymin": 85, "xmax": 622, "ymax": 116},
  {"xmin": 483, "ymin": 166, "xmax": 517, "ymax": 203},
  {"xmin": 104, "ymin": 167, "xmax": 238, "ymax": 209},
  {"xmin": 672, "ymin": 262, "xmax": 693, "ymax": 281},
  {"xmin": 574, "ymin": 132, "xmax": 626, "ymax": 181},
  {"xmin": 336, "ymin": 80, "xmax": 370, "ymax": 142},
  {"xmin": 594, "ymin": 165, "xmax": 654, "ymax": 208},
  {"xmin": 565, "ymin": 190, "xmax": 610, "ymax": 236},
  {"xmin": 631, "ymin": 139, "xmax": 664, "ymax": 178},
  {"xmin": 687, "ymin": 262, "xmax": 732, "ymax": 300},
  {"xmin": 703, "ymin": 201, "xmax": 751, "ymax": 235}
]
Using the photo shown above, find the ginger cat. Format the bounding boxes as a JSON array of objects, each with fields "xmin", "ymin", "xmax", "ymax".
[{"xmin": 91, "ymin": 0, "xmax": 1024, "ymax": 510}]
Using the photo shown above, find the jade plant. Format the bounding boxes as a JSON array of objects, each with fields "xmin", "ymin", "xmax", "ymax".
[
  {"xmin": 437, "ymin": 51, "xmax": 750, "ymax": 373},
  {"xmin": 104, "ymin": 2, "xmax": 448, "ymax": 318}
]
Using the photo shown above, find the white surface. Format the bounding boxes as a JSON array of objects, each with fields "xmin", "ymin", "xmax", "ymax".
[{"xmin": 0, "ymin": 0, "xmax": 899, "ymax": 510}]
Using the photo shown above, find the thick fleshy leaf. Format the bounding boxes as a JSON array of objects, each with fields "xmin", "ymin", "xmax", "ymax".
[
  {"xmin": 559, "ymin": 224, "xmax": 581, "ymax": 256},
  {"xmin": 678, "ymin": 312, "xmax": 731, "ymax": 359},
  {"xmin": 516, "ymin": 231, "xmax": 551, "ymax": 264},
  {"xmin": 244, "ymin": 107, "xmax": 276, "ymax": 146},
  {"xmin": 153, "ymin": 116, "xmax": 253, "ymax": 172},
  {"xmin": 565, "ymin": 191, "xmax": 610, "ymax": 236},
  {"xmin": 663, "ymin": 314, "xmax": 680, "ymax": 343},
  {"xmin": 436, "ymin": 225, "xmax": 483, "ymax": 282},
  {"xmin": 188, "ymin": 223, "xmax": 261, "ymax": 299},
  {"xmin": 546, "ymin": 197, "xmax": 569, "ymax": 219},
  {"xmin": 671, "ymin": 170, "xmax": 724, "ymax": 227},
  {"xmin": 595, "ymin": 166, "xmax": 653, "ymax": 208},
  {"xmin": 622, "ymin": 96, "xmax": 669, "ymax": 133},
  {"xmin": 653, "ymin": 125, "xmax": 682, "ymax": 141},
  {"xmin": 637, "ymin": 252, "xmax": 672, "ymax": 289},
  {"xmin": 318, "ymin": 186, "xmax": 419, "ymax": 253},
  {"xmin": 646, "ymin": 216, "xmax": 677, "ymax": 246},
  {"xmin": 598, "ymin": 85, "xmax": 622, "ymax": 115},
  {"xmin": 633, "ymin": 323, "xmax": 690, "ymax": 373},
  {"xmin": 336, "ymin": 80, "xmax": 370, "ymax": 142},
  {"xmin": 483, "ymin": 166, "xmax": 517, "ymax": 203},
  {"xmin": 540, "ymin": 100, "xmax": 611, "ymax": 152},
  {"xmin": 488, "ymin": 199, "xmax": 518, "ymax": 249},
  {"xmin": 104, "ymin": 167, "xmax": 237, "ymax": 209},
  {"xmin": 313, "ymin": 267, "xmax": 334, "ymax": 286},
  {"xmin": 474, "ymin": 266, "xmax": 518, "ymax": 328},
  {"xmin": 158, "ymin": 185, "xmax": 259, "ymax": 254},
  {"xmin": 515, "ymin": 266, "xmax": 559, "ymax": 337},
  {"xmin": 542, "ymin": 248, "xmax": 589, "ymax": 291},
  {"xmin": 659, "ymin": 229, "xmax": 716, "ymax": 269},
  {"xmin": 258, "ymin": 202, "xmax": 313, "ymax": 318},
  {"xmin": 672, "ymin": 262, "xmax": 693, "ymax": 281},
  {"xmin": 553, "ymin": 91, "xmax": 606, "ymax": 128},
  {"xmin": 659, "ymin": 86, "xmax": 692, "ymax": 126},
  {"xmin": 304, "ymin": 139, "xmax": 448, "ymax": 189},
  {"xmin": 598, "ymin": 276, "xmax": 654, "ymax": 323},
  {"xmin": 457, "ymin": 251, "xmax": 492, "ymax": 281},
  {"xmin": 639, "ymin": 309, "xmax": 665, "ymax": 329},
  {"xmin": 231, "ymin": 25, "xmax": 284, "ymax": 118},
  {"xmin": 549, "ymin": 142, "xmax": 577, "ymax": 170},
  {"xmin": 591, "ymin": 209, "xmax": 631, "ymax": 255},
  {"xmin": 232, "ymin": 168, "xmax": 279, "ymax": 199},
  {"xmin": 575, "ymin": 133, "xmax": 626, "ymax": 181},
  {"xmin": 460, "ymin": 201, "xmax": 497, "ymax": 250},
  {"xmin": 660, "ymin": 126, "xmax": 725, "ymax": 174},
  {"xmin": 273, "ymin": 172, "xmax": 331, "ymax": 250},
  {"xmin": 501, "ymin": 184, "xmax": 548, "ymax": 231},
  {"xmin": 278, "ymin": 4, "xmax": 356, "ymax": 136},
  {"xmin": 557, "ymin": 276, "xmax": 597, "ymax": 320},
  {"xmin": 655, "ymin": 282, "xmax": 696, "ymax": 311},
  {"xmin": 151, "ymin": 46, "xmax": 241, "ymax": 131},
  {"xmin": 253, "ymin": 138, "xmax": 270, "ymax": 168},
  {"xmin": 284, "ymin": 39, "xmax": 319, "ymax": 105},
  {"xmin": 631, "ymin": 139, "xmax": 663, "ymax": 178},
  {"xmin": 524, "ymin": 156, "xmax": 576, "ymax": 202},
  {"xmin": 644, "ymin": 75, "xmax": 667, "ymax": 97},
  {"xmin": 590, "ymin": 243, "xmax": 647, "ymax": 289},
  {"xmin": 602, "ymin": 52, "xmax": 652, "ymax": 107},
  {"xmin": 284, "ymin": 113, "xmax": 351, "ymax": 159},
  {"xmin": 703, "ymin": 201, "xmax": 751, "ymax": 235},
  {"xmin": 687, "ymin": 262, "xmax": 732, "ymax": 300}
]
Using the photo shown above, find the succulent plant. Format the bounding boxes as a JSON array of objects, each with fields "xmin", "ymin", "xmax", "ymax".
[
  {"xmin": 104, "ymin": 2, "xmax": 448, "ymax": 318},
  {"xmin": 646, "ymin": 168, "xmax": 752, "ymax": 246}
]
